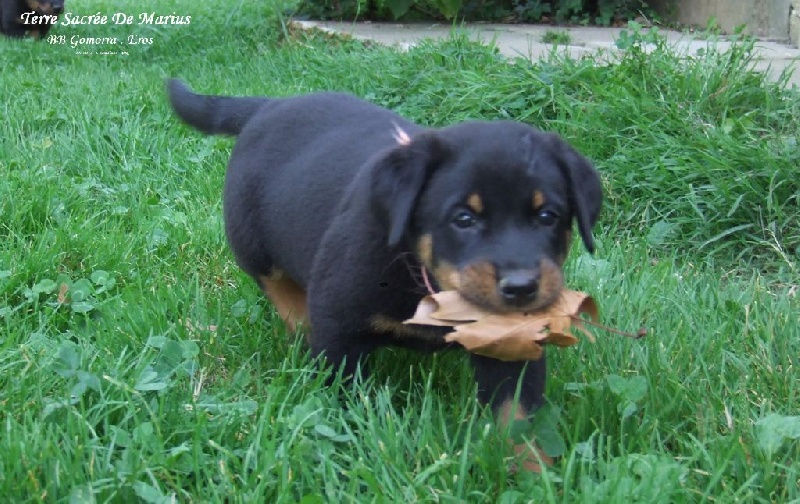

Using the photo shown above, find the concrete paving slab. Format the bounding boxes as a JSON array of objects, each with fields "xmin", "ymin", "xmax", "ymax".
[{"xmin": 298, "ymin": 21, "xmax": 800, "ymax": 89}]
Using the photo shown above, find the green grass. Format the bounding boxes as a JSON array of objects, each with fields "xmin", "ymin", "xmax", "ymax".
[{"xmin": 1, "ymin": 1, "xmax": 799, "ymax": 501}]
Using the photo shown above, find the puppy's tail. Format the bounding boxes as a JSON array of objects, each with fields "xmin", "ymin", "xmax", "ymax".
[{"xmin": 166, "ymin": 79, "xmax": 267, "ymax": 136}]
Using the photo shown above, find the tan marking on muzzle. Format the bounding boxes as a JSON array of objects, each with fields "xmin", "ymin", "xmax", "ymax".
[
  {"xmin": 370, "ymin": 314, "xmax": 436, "ymax": 339},
  {"xmin": 440, "ymin": 259, "xmax": 564, "ymax": 313},
  {"xmin": 431, "ymin": 261, "xmax": 461, "ymax": 291},
  {"xmin": 458, "ymin": 261, "xmax": 498, "ymax": 307},
  {"xmin": 417, "ymin": 234, "xmax": 433, "ymax": 269},
  {"xmin": 537, "ymin": 259, "xmax": 564, "ymax": 309}
]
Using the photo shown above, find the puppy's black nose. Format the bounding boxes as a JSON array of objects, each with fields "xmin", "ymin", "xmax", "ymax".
[{"xmin": 498, "ymin": 270, "xmax": 538, "ymax": 305}]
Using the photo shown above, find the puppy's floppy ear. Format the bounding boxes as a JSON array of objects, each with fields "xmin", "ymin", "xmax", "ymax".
[
  {"xmin": 549, "ymin": 135, "xmax": 602, "ymax": 253},
  {"xmin": 371, "ymin": 132, "xmax": 446, "ymax": 247}
]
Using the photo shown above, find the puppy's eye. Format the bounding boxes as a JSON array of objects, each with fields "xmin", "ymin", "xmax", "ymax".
[
  {"xmin": 537, "ymin": 210, "xmax": 558, "ymax": 226},
  {"xmin": 452, "ymin": 210, "xmax": 478, "ymax": 229}
]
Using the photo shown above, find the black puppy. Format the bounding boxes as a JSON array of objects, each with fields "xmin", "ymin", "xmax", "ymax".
[
  {"xmin": 168, "ymin": 79, "xmax": 601, "ymax": 469},
  {"xmin": 0, "ymin": 0, "xmax": 63, "ymax": 39}
]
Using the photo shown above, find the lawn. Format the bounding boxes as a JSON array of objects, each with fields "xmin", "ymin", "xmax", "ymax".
[{"xmin": 1, "ymin": 0, "xmax": 799, "ymax": 501}]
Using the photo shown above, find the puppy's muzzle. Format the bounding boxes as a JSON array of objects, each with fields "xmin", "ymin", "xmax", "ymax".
[{"xmin": 498, "ymin": 269, "xmax": 539, "ymax": 307}]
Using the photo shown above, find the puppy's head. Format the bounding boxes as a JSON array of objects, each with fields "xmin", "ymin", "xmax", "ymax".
[
  {"xmin": 26, "ymin": 0, "xmax": 65, "ymax": 15},
  {"xmin": 371, "ymin": 122, "xmax": 602, "ymax": 313}
]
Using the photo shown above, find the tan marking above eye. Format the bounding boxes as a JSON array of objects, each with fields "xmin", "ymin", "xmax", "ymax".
[
  {"xmin": 467, "ymin": 193, "xmax": 484, "ymax": 214},
  {"xmin": 533, "ymin": 190, "xmax": 545, "ymax": 210}
]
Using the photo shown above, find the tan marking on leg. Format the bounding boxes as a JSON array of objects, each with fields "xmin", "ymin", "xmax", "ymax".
[
  {"xmin": 369, "ymin": 314, "xmax": 435, "ymax": 339},
  {"xmin": 467, "ymin": 193, "xmax": 484, "ymax": 214},
  {"xmin": 498, "ymin": 398, "xmax": 528, "ymax": 425},
  {"xmin": 498, "ymin": 398, "xmax": 553, "ymax": 474},
  {"xmin": 533, "ymin": 190, "xmax": 545, "ymax": 210},
  {"xmin": 258, "ymin": 273, "xmax": 308, "ymax": 333}
]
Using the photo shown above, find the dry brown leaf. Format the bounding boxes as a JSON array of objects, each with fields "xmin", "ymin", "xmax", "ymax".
[
  {"xmin": 404, "ymin": 294, "xmax": 455, "ymax": 326},
  {"xmin": 403, "ymin": 289, "xmax": 598, "ymax": 361},
  {"xmin": 181, "ymin": 318, "xmax": 218, "ymax": 335},
  {"xmin": 57, "ymin": 283, "xmax": 69, "ymax": 304}
]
